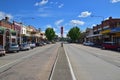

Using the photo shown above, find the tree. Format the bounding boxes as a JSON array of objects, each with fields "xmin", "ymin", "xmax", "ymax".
[
  {"xmin": 79, "ymin": 32, "xmax": 86, "ymax": 43},
  {"xmin": 45, "ymin": 28, "xmax": 55, "ymax": 41},
  {"xmin": 67, "ymin": 26, "xmax": 81, "ymax": 42}
]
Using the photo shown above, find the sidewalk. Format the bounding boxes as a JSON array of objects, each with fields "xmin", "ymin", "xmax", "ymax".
[{"xmin": 50, "ymin": 46, "xmax": 73, "ymax": 80}]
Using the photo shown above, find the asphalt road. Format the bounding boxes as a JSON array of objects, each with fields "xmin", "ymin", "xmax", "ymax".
[
  {"xmin": 64, "ymin": 43, "xmax": 120, "ymax": 80},
  {"xmin": 0, "ymin": 43, "xmax": 59, "ymax": 80},
  {"xmin": 1, "ymin": 43, "xmax": 120, "ymax": 80},
  {"xmin": 50, "ymin": 46, "xmax": 73, "ymax": 80}
]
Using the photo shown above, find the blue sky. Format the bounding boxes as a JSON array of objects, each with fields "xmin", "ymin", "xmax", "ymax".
[{"xmin": 0, "ymin": 0, "xmax": 120, "ymax": 37}]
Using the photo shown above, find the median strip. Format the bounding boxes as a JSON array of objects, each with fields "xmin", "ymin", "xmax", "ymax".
[{"xmin": 50, "ymin": 45, "xmax": 74, "ymax": 80}]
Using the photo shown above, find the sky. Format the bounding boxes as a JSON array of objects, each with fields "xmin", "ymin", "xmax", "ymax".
[{"xmin": 0, "ymin": 0, "xmax": 120, "ymax": 37}]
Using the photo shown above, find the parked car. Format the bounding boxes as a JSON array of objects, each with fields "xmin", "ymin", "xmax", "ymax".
[
  {"xmin": 29, "ymin": 43, "xmax": 36, "ymax": 49},
  {"xmin": 0, "ymin": 45, "xmax": 6, "ymax": 56},
  {"xmin": 83, "ymin": 41, "xmax": 94, "ymax": 46},
  {"xmin": 102, "ymin": 42, "xmax": 120, "ymax": 51},
  {"xmin": 20, "ymin": 43, "xmax": 30, "ymax": 51},
  {"xmin": 35, "ymin": 42, "xmax": 43, "ymax": 46},
  {"xmin": 7, "ymin": 43, "xmax": 20, "ymax": 52}
]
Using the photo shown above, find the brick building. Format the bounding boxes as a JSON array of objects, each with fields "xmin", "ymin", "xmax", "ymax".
[
  {"xmin": 88, "ymin": 17, "xmax": 120, "ymax": 46},
  {"xmin": 0, "ymin": 17, "xmax": 16, "ymax": 48}
]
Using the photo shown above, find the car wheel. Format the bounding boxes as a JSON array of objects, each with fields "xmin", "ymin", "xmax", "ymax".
[
  {"xmin": 117, "ymin": 48, "xmax": 120, "ymax": 51},
  {"xmin": 102, "ymin": 46, "xmax": 105, "ymax": 49},
  {"xmin": 3, "ymin": 53, "xmax": 5, "ymax": 56}
]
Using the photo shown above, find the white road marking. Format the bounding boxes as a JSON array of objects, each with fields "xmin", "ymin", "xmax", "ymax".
[
  {"xmin": 49, "ymin": 47, "xmax": 60, "ymax": 80},
  {"xmin": 64, "ymin": 46, "xmax": 77, "ymax": 80}
]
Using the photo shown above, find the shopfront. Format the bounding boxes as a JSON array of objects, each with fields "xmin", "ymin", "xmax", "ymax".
[
  {"xmin": 10, "ymin": 29, "xmax": 17, "ymax": 43},
  {"xmin": 101, "ymin": 29, "xmax": 111, "ymax": 42},
  {"xmin": 0, "ymin": 26, "xmax": 17, "ymax": 48},
  {"xmin": 0, "ymin": 26, "xmax": 5, "ymax": 45},
  {"xmin": 111, "ymin": 27, "xmax": 120, "ymax": 45}
]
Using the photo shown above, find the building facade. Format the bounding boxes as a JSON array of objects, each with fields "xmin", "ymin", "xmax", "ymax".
[
  {"xmin": 0, "ymin": 17, "xmax": 16, "ymax": 48},
  {"xmin": 85, "ymin": 17, "xmax": 120, "ymax": 46},
  {"xmin": 0, "ymin": 17, "xmax": 46, "ymax": 49}
]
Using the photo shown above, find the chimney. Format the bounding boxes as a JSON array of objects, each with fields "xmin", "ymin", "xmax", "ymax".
[
  {"xmin": 109, "ymin": 16, "xmax": 112, "ymax": 20},
  {"xmin": 5, "ymin": 17, "xmax": 9, "ymax": 21}
]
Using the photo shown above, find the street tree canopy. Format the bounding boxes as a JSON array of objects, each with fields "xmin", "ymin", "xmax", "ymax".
[
  {"xmin": 67, "ymin": 26, "xmax": 81, "ymax": 42},
  {"xmin": 45, "ymin": 28, "xmax": 55, "ymax": 41}
]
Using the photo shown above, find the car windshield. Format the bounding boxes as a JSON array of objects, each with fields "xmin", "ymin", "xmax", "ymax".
[{"xmin": 104, "ymin": 42, "xmax": 116, "ymax": 45}]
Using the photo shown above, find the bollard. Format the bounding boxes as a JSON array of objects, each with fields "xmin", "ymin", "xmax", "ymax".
[{"xmin": 61, "ymin": 42, "xmax": 63, "ymax": 47}]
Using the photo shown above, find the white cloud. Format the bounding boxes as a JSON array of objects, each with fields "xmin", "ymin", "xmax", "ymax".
[
  {"xmin": 111, "ymin": 0, "xmax": 120, "ymax": 3},
  {"xmin": 78, "ymin": 11, "xmax": 91, "ymax": 18},
  {"xmin": 53, "ymin": 28, "xmax": 57, "ymax": 31},
  {"xmin": 46, "ymin": 24, "xmax": 52, "ymax": 28},
  {"xmin": 58, "ymin": 4, "xmax": 64, "ymax": 8},
  {"xmin": 0, "ymin": 11, "xmax": 13, "ymax": 20},
  {"xmin": 70, "ymin": 20, "xmax": 85, "ymax": 26},
  {"xmin": 55, "ymin": 19, "xmax": 64, "ymax": 26},
  {"xmin": 35, "ymin": 0, "xmax": 48, "ymax": 6}
]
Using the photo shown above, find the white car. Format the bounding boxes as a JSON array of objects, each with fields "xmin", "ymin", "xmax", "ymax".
[
  {"xmin": 83, "ymin": 41, "xmax": 94, "ymax": 46},
  {"xmin": 7, "ymin": 43, "xmax": 20, "ymax": 52},
  {"xmin": 29, "ymin": 43, "xmax": 36, "ymax": 49}
]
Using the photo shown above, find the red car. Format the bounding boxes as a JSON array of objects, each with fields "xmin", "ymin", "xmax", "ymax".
[{"xmin": 102, "ymin": 42, "xmax": 120, "ymax": 51}]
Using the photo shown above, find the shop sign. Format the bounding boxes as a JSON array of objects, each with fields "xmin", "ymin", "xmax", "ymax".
[
  {"xmin": 101, "ymin": 29, "xmax": 110, "ymax": 34},
  {"xmin": 111, "ymin": 27, "xmax": 120, "ymax": 33}
]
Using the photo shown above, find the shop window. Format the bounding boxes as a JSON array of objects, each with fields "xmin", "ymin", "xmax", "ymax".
[
  {"xmin": 12, "ymin": 39, "xmax": 15, "ymax": 43},
  {"xmin": 118, "ymin": 22, "xmax": 120, "ymax": 27}
]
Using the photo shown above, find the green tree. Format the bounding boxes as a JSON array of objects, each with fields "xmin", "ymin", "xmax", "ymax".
[
  {"xmin": 67, "ymin": 26, "xmax": 81, "ymax": 42},
  {"xmin": 45, "ymin": 28, "xmax": 55, "ymax": 41}
]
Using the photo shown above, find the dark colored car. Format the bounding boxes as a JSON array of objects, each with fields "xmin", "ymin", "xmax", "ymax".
[
  {"xmin": 20, "ymin": 43, "xmax": 30, "ymax": 51},
  {"xmin": 102, "ymin": 42, "xmax": 120, "ymax": 51},
  {"xmin": 0, "ymin": 45, "xmax": 6, "ymax": 56},
  {"xmin": 35, "ymin": 42, "xmax": 43, "ymax": 46}
]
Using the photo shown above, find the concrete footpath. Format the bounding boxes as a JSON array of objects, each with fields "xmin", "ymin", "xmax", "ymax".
[{"xmin": 50, "ymin": 46, "xmax": 73, "ymax": 80}]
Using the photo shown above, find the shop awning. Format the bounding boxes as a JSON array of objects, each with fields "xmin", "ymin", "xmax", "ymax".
[
  {"xmin": 101, "ymin": 29, "xmax": 111, "ymax": 34},
  {"xmin": 111, "ymin": 27, "xmax": 120, "ymax": 33},
  {"xmin": 0, "ymin": 26, "xmax": 16, "ymax": 35},
  {"xmin": 10, "ymin": 29, "xmax": 16, "ymax": 35},
  {"xmin": 0, "ymin": 26, "xmax": 6, "ymax": 34},
  {"xmin": 86, "ymin": 34, "xmax": 102, "ymax": 38}
]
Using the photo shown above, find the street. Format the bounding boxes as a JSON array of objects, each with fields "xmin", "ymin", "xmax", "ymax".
[
  {"xmin": 0, "ymin": 43, "xmax": 120, "ymax": 80},
  {"xmin": 0, "ymin": 43, "xmax": 59, "ymax": 80},
  {"xmin": 64, "ymin": 43, "xmax": 120, "ymax": 80},
  {"xmin": 0, "ymin": 0, "xmax": 120, "ymax": 80}
]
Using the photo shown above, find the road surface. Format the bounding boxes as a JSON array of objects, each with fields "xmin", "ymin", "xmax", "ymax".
[
  {"xmin": 64, "ymin": 43, "xmax": 120, "ymax": 80},
  {"xmin": 0, "ymin": 43, "xmax": 59, "ymax": 80},
  {"xmin": 1, "ymin": 43, "xmax": 120, "ymax": 80}
]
